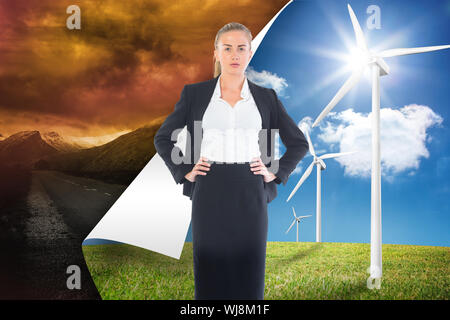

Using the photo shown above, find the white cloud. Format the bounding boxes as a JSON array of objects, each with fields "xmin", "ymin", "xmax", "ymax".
[
  {"xmin": 246, "ymin": 66, "xmax": 288, "ymax": 97},
  {"xmin": 312, "ymin": 104, "xmax": 443, "ymax": 181},
  {"xmin": 275, "ymin": 117, "xmax": 314, "ymax": 176},
  {"xmin": 298, "ymin": 116, "xmax": 313, "ymax": 132},
  {"xmin": 292, "ymin": 163, "xmax": 303, "ymax": 175}
]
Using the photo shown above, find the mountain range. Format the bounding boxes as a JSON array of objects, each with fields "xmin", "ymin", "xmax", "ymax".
[{"xmin": 0, "ymin": 116, "xmax": 166, "ymax": 183}]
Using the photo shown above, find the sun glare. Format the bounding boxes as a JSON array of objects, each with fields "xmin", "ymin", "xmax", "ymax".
[{"xmin": 346, "ymin": 47, "xmax": 370, "ymax": 71}]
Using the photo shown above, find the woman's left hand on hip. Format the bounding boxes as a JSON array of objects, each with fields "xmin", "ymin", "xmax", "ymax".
[{"xmin": 250, "ymin": 157, "xmax": 276, "ymax": 183}]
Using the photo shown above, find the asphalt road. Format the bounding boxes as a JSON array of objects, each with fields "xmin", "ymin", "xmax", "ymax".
[{"xmin": 14, "ymin": 170, "xmax": 127, "ymax": 299}]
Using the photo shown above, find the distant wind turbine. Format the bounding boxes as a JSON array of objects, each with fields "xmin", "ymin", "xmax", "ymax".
[
  {"xmin": 286, "ymin": 126, "xmax": 356, "ymax": 243},
  {"xmin": 285, "ymin": 207, "xmax": 311, "ymax": 242},
  {"xmin": 311, "ymin": 3, "xmax": 450, "ymax": 288}
]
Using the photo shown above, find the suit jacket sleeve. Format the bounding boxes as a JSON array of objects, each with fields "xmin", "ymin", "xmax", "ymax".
[
  {"xmin": 270, "ymin": 88, "xmax": 309, "ymax": 186},
  {"xmin": 154, "ymin": 85, "xmax": 193, "ymax": 184}
]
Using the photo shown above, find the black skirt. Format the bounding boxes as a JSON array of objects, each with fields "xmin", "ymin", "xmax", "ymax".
[{"xmin": 191, "ymin": 161, "xmax": 268, "ymax": 300}]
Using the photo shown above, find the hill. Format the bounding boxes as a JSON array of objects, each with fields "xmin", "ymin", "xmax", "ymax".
[
  {"xmin": 35, "ymin": 118, "xmax": 164, "ymax": 184},
  {"xmin": 0, "ymin": 131, "xmax": 59, "ymax": 168},
  {"xmin": 41, "ymin": 131, "xmax": 82, "ymax": 153}
]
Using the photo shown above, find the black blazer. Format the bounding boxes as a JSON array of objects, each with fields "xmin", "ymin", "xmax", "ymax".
[{"xmin": 154, "ymin": 75, "xmax": 309, "ymax": 203}]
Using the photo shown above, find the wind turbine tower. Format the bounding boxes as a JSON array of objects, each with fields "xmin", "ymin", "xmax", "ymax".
[{"xmin": 287, "ymin": 126, "xmax": 356, "ymax": 242}]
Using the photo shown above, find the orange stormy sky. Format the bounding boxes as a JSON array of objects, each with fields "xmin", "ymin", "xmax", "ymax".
[{"xmin": 0, "ymin": 0, "xmax": 289, "ymax": 140}]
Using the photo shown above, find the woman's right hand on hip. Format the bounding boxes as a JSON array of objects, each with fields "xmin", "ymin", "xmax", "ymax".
[{"xmin": 184, "ymin": 157, "xmax": 211, "ymax": 182}]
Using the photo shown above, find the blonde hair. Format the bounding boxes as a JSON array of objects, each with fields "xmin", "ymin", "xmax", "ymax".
[{"xmin": 213, "ymin": 22, "xmax": 253, "ymax": 78}]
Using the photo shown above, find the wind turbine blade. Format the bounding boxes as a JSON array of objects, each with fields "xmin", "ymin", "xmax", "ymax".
[
  {"xmin": 304, "ymin": 128, "xmax": 316, "ymax": 157},
  {"xmin": 292, "ymin": 206, "xmax": 297, "ymax": 218},
  {"xmin": 319, "ymin": 151, "xmax": 357, "ymax": 160},
  {"xmin": 299, "ymin": 215, "xmax": 312, "ymax": 218},
  {"xmin": 347, "ymin": 4, "xmax": 368, "ymax": 51},
  {"xmin": 286, "ymin": 161, "xmax": 315, "ymax": 202},
  {"xmin": 285, "ymin": 219, "xmax": 296, "ymax": 234},
  {"xmin": 379, "ymin": 45, "xmax": 450, "ymax": 58},
  {"xmin": 312, "ymin": 67, "xmax": 364, "ymax": 127}
]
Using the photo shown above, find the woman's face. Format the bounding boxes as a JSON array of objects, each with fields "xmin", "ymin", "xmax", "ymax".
[{"xmin": 214, "ymin": 30, "xmax": 252, "ymax": 77}]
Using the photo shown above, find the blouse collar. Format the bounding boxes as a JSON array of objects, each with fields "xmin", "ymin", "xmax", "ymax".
[{"xmin": 212, "ymin": 73, "xmax": 251, "ymax": 101}]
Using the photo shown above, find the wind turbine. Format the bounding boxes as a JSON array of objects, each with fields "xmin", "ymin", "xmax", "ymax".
[
  {"xmin": 285, "ymin": 207, "xmax": 311, "ymax": 242},
  {"xmin": 311, "ymin": 4, "xmax": 450, "ymax": 288},
  {"xmin": 286, "ymin": 126, "xmax": 356, "ymax": 243}
]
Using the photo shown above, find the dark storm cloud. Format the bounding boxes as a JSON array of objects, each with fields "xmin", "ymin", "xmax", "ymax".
[{"xmin": 0, "ymin": 0, "xmax": 289, "ymax": 137}]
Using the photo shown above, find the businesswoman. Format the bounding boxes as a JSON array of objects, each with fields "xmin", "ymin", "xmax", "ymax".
[{"xmin": 154, "ymin": 22, "xmax": 309, "ymax": 300}]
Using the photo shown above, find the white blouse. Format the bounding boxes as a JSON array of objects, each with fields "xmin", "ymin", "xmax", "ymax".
[{"xmin": 200, "ymin": 74, "xmax": 262, "ymax": 163}]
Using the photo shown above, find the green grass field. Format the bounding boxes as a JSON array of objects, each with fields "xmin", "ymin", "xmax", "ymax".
[{"xmin": 82, "ymin": 242, "xmax": 449, "ymax": 300}]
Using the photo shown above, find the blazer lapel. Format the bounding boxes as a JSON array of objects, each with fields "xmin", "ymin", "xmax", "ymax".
[
  {"xmin": 194, "ymin": 76, "xmax": 220, "ymax": 121},
  {"xmin": 248, "ymin": 79, "xmax": 269, "ymax": 130}
]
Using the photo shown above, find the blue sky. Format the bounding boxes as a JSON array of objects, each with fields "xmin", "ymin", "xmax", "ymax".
[{"xmin": 185, "ymin": 0, "xmax": 450, "ymax": 246}]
